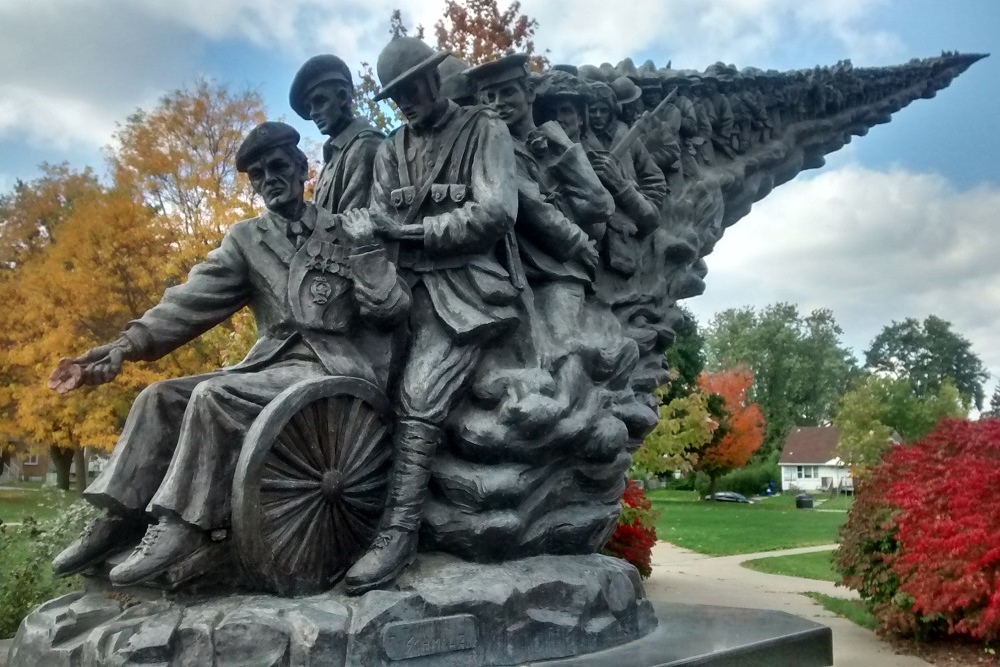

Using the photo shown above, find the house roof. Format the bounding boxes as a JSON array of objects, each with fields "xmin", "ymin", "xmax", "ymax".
[{"xmin": 778, "ymin": 426, "xmax": 842, "ymax": 465}]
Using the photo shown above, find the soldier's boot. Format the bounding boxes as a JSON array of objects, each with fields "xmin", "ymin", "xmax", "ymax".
[
  {"xmin": 344, "ymin": 418, "xmax": 442, "ymax": 596},
  {"xmin": 52, "ymin": 513, "xmax": 147, "ymax": 577}
]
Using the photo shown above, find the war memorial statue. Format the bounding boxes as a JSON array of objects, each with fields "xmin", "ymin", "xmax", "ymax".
[{"xmin": 7, "ymin": 33, "xmax": 986, "ymax": 667}]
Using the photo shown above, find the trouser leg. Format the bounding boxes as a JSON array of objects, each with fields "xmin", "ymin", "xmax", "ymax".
[
  {"xmin": 149, "ymin": 359, "xmax": 328, "ymax": 530},
  {"xmin": 85, "ymin": 374, "xmax": 216, "ymax": 518}
]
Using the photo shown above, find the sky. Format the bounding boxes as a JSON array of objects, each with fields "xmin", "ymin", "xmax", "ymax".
[{"xmin": 1, "ymin": 0, "xmax": 999, "ymax": 392}]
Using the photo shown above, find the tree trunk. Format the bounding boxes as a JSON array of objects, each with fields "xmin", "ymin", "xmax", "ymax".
[
  {"xmin": 50, "ymin": 445, "xmax": 74, "ymax": 491},
  {"xmin": 74, "ymin": 448, "xmax": 87, "ymax": 494},
  {"xmin": 707, "ymin": 473, "xmax": 718, "ymax": 497}
]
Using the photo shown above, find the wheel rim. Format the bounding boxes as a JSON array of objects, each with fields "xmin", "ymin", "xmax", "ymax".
[{"xmin": 233, "ymin": 377, "xmax": 392, "ymax": 595}]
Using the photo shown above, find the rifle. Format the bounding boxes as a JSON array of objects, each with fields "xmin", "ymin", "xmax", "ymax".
[{"xmin": 610, "ymin": 87, "xmax": 678, "ymax": 161}]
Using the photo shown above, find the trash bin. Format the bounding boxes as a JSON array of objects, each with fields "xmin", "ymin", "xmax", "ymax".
[{"xmin": 795, "ymin": 493, "xmax": 814, "ymax": 509}]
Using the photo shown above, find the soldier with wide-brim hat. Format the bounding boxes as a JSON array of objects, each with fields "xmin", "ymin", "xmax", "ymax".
[{"xmin": 373, "ymin": 37, "xmax": 450, "ymax": 102}]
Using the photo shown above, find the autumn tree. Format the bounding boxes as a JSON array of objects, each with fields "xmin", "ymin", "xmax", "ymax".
[
  {"xmin": 433, "ymin": 0, "xmax": 548, "ymax": 70},
  {"xmin": 633, "ymin": 388, "xmax": 714, "ymax": 478},
  {"xmin": 704, "ymin": 303, "xmax": 859, "ymax": 459},
  {"xmin": 696, "ymin": 367, "xmax": 765, "ymax": 492},
  {"xmin": 0, "ymin": 81, "xmax": 266, "ymax": 490}
]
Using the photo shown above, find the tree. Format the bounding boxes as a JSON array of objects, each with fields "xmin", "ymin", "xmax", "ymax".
[
  {"xmin": 985, "ymin": 385, "xmax": 1000, "ymax": 419},
  {"xmin": 833, "ymin": 375, "xmax": 965, "ymax": 471},
  {"xmin": 433, "ymin": 0, "xmax": 548, "ymax": 70},
  {"xmin": 661, "ymin": 308, "xmax": 705, "ymax": 404},
  {"xmin": 865, "ymin": 315, "xmax": 989, "ymax": 410},
  {"xmin": 704, "ymin": 303, "xmax": 859, "ymax": 458},
  {"xmin": 633, "ymin": 388, "xmax": 714, "ymax": 477},
  {"xmin": 0, "ymin": 82, "xmax": 265, "ymax": 490},
  {"xmin": 696, "ymin": 367, "xmax": 765, "ymax": 490}
]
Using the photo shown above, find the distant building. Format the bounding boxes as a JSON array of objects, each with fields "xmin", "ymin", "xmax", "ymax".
[{"xmin": 778, "ymin": 427, "xmax": 853, "ymax": 494}]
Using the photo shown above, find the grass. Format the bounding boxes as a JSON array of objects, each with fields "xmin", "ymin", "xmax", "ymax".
[
  {"xmin": 742, "ymin": 549, "xmax": 840, "ymax": 582},
  {"xmin": 816, "ymin": 494, "xmax": 855, "ymax": 511},
  {"xmin": 804, "ymin": 591, "xmax": 877, "ymax": 630},
  {"xmin": 0, "ymin": 485, "xmax": 78, "ymax": 524},
  {"xmin": 647, "ymin": 491, "xmax": 846, "ymax": 556}
]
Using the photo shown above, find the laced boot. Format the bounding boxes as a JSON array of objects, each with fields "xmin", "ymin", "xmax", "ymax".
[
  {"xmin": 109, "ymin": 516, "xmax": 205, "ymax": 586},
  {"xmin": 52, "ymin": 513, "xmax": 146, "ymax": 577},
  {"xmin": 345, "ymin": 419, "xmax": 442, "ymax": 595}
]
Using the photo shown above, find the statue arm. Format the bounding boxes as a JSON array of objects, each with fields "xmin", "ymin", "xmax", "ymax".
[
  {"xmin": 122, "ymin": 226, "xmax": 252, "ymax": 361},
  {"xmin": 545, "ymin": 143, "xmax": 614, "ymax": 226},
  {"xmin": 516, "ymin": 168, "xmax": 592, "ymax": 262},
  {"xmin": 348, "ymin": 243, "xmax": 410, "ymax": 327},
  {"xmin": 335, "ymin": 133, "xmax": 384, "ymax": 213},
  {"xmin": 422, "ymin": 115, "xmax": 518, "ymax": 256}
]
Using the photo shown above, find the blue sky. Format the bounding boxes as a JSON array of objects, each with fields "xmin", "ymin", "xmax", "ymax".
[{"xmin": 2, "ymin": 0, "xmax": 999, "ymax": 390}]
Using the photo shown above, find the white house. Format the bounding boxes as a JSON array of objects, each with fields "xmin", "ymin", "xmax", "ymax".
[{"xmin": 778, "ymin": 426, "xmax": 853, "ymax": 493}]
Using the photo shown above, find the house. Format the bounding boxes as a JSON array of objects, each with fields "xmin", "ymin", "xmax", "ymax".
[
  {"xmin": 1, "ymin": 442, "xmax": 50, "ymax": 483},
  {"xmin": 778, "ymin": 426, "xmax": 853, "ymax": 494}
]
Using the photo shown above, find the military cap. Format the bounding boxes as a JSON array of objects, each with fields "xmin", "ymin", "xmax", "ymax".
[
  {"xmin": 610, "ymin": 76, "xmax": 642, "ymax": 105},
  {"xmin": 374, "ymin": 37, "xmax": 450, "ymax": 102},
  {"xmin": 438, "ymin": 55, "xmax": 474, "ymax": 102},
  {"xmin": 577, "ymin": 64, "xmax": 604, "ymax": 82},
  {"xmin": 636, "ymin": 60, "xmax": 661, "ymax": 88},
  {"xmin": 466, "ymin": 53, "xmax": 530, "ymax": 91},
  {"xmin": 236, "ymin": 122, "xmax": 301, "ymax": 173},
  {"xmin": 551, "ymin": 64, "xmax": 579, "ymax": 76},
  {"xmin": 535, "ymin": 70, "xmax": 590, "ymax": 101},
  {"xmin": 588, "ymin": 81, "xmax": 616, "ymax": 106},
  {"xmin": 289, "ymin": 54, "xmax": 353, "ymax": 120}
]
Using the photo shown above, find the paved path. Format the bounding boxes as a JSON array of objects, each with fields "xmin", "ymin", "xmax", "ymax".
[{"xmin": 644, "ymin": 541, "xmax": 931, "ymax": 666}]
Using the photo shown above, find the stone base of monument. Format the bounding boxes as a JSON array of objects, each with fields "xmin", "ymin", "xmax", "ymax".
[{"xmin": 6, "ymin": 553, "xmax": 831, "ymax": 667}]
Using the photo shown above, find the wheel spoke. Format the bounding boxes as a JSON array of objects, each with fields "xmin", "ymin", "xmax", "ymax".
[
  {"xmin": 273, "ymin": 432, "xmax": 322, "ymax": 480},
  {"xmin": 342, "ymin": 433, "xmax": 391, "ymax": 486},
  {"xmin": 286, "ymin": 406, "xmax": 325, "ymax": 472},
  {"xmin": 336, "ymin": 398, "xmax": 365, "ymax": 469},
  {"xmin": 262, "ymin": 489, "xmax": 322, "ymax": 523},
  {"xmin": 341, "ymin": 474, "xmax": 387, "ymax": 497},
  {"xmin": 334, "ymin": 501, "xmax": 374, "ymax": 543},
  {"xmin": 260, "ymin": 477, "xmax": 321, "ymax": 493},
  {"xmin": 283, "ymin": 499, "xmax": 326, "ymax": 575},
  {"xmin": 266, "ymin": 495, "xmax": 323, "ymax": 557},
  {"xmin": 341, "ymin": 494, "xmax": 384, "ymax": 515}
]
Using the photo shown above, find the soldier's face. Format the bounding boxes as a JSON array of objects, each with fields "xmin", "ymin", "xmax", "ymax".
[
  {"xmin": 247, "ymin": 147, "xmax": 305, "ymax": 211},
  {"xmin": 393, "ymin": 74, "xmax": 440, "ymax": 127},
  {"xmin": 552, "ymin": 100, "xmax": 581, "ymax": 141},
  {"xmin": 620, "ymin": 101, "xmax": 640, "ymax": 125},
  {"xmin": 479, "ymin": 80, "xmax": 532, "ymax": 127},
  {"xmin": 642, "ymin": 88, "xmax": 662, "ymax": 109},
  {"xmin": 306, "ymin": 82, "xmax": 351, "ymax": 136},
  {"xmin": 588, "ymin": 101, "xmax": 613, "ymax": 133}
]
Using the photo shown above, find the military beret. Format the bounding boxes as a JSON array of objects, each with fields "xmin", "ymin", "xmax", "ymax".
[
  {"xmin": 236, "ymin": 122, "xmax": 301, "ymax": 173},
  {"xmin": 289, "ymin": 54, "xmax": 353, "ymax": 120},
  {"xmin": 466, "ymin": 53, "xmax": 531, "ymax": 91}
]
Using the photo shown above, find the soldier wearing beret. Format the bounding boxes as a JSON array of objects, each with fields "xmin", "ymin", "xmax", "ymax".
[
  {"xmin": 50, "ymin": 122, "xmax": 409, "ymax": 587},
  {"xmin": 290, "ymin": 54, "xmax": 385, "ymax": 215}
]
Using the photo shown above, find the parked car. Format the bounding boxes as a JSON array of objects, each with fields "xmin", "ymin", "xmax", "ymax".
[{"xmin": 704, "ymin": 491, "xmax": 755, "ymax": 504}]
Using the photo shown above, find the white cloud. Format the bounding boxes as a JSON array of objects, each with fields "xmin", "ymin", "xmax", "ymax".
[{"xmin": 686, "ymin": 164, "xmax": 1000, "ymax": 386}]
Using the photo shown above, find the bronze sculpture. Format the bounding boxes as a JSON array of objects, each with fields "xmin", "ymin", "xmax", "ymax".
[{"xmin": 10, "ymin": 35, "xmax": 986, "ymax": 667}]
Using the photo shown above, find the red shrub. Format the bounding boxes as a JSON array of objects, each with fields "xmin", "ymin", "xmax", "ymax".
[
  {"xmin": 838, "ymin": 418, "xmax": 1000, "ymax": 641},
  {"xmin": 602, "ymin": 480, "xmax": 658, "ymax": 578}
]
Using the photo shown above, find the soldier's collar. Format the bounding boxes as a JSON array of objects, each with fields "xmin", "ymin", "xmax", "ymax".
[
  {"xmin": 257, "ymin": 202, "xmax": 317, "ymax": 231},
  {"xmin": 408, "ymin": 100, "xmax": 460, "ymax": 137},
  {"xmin": 323, "ymin": 118, "xmax": 374, "ymax": 162}
]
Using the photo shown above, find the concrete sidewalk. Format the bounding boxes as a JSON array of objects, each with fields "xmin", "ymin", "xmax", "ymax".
[{"xmin": 644, "ymin": 541, "xmax": 931, "ymax": 666}]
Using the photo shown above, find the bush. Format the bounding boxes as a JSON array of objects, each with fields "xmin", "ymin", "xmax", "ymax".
[
  {"xmin": 709, "ymin": 461, "xmax": 780, "ymax": 497},
  {"xmin": 0, "ymin": 501, "xmax": 98, "ymax": 638},
  {"xmin": 836, "ymin": 418, "xmax": 1000, "ymax": 641},
  {"xmin": 602, "ymin": 480, "xmax": 658, "ymax": 578}
]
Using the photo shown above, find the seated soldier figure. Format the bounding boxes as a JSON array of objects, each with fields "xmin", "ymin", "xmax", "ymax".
[{"xmin": 50, "ymin": 122, "xmax": 409, "ymax": 587}]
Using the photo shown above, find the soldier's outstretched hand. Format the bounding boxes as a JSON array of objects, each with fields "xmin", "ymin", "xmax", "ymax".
[
  {"xmin": 575, "ymin": 238, "xmax": 600, "ymax": 277},
  {"xmin": 49, "ymin": 344, "xmax": 126, "ymax": 393}
]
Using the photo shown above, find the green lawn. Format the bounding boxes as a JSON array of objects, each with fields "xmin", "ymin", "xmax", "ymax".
[
  {"xmin": 647, "ymin": 491, "xmax": 846, "ymax": 556},
  {"xmin": 0, "ymin": 485, "xmax": 77, "ymax": 524},
  {"xmin": 816, "ymin": 494, "xmax": 855, "ymax": 511},
  {"xmin": 804, "ymin": 592, "xmax": 876, "ymax": 630},
  {"xmin": 742, "ymin": 549, "xmax": 840, "ymax": 582}
]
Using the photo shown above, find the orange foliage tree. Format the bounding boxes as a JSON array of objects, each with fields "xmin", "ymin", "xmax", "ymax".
[
  {"xmin": 0, "ymin": 83, "xmax": 266, "ymax": 490},
  {"xmin": 696, "ymin": 367, "xmax": 766, "ymax": 490},
  {"xmin": 433, "ymin": 0, "xmax": 548, "ymax": 70}
]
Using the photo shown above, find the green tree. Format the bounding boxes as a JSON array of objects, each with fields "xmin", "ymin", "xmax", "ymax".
[
  {"xmin": 833, "ymin": 375, "xmax": 965, "ymax": 470},
  {"xmin": 703, "ymin": 303, "xmax": 859, "ymax": 458},
  {"xmin": 662, "ymin": 308, "xmax": 705, "ymax": 403},
  {"xmin": 864, "ymin": 315, "xmax": 989, "ymax": 410},
  {"xmin": 633, "ymin": 389, "xmax": 714, "ymax": 478},
  {"xmin": 984, "ymin": 385, "xmax": 1000, "ymax": 418}
]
